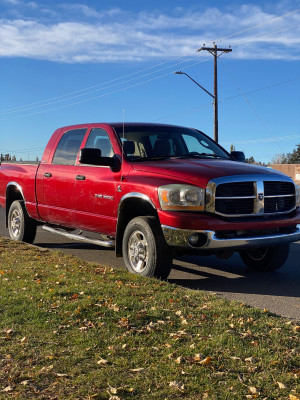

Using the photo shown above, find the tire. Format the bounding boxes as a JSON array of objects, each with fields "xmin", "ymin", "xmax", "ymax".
[
  {"xmin": 239, "ymin": 244, "xmax": 290, "ymax": 272},
  {"xmin": 122, "ymin": 216, "xmax": 172, "ymax": 279},
  {"xmin": 8, "ymin": 200, "xmax": 37, "ymax": 244}
]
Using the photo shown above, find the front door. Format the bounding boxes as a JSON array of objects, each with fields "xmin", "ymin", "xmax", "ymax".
[{"xmin": 74, "ymin": 128, "xmax": 120, "ymax": 235}]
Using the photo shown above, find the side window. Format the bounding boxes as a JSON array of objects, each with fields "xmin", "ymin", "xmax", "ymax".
[
  {"xmin": 85, "ymin": 128, "xmax": 113, "ymax": 157},
  {"xmin": 52, "ymin": 129, "xmax": 87, "ymax": 165}
]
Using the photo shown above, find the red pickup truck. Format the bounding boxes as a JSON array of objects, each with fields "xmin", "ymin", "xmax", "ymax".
[{"xmin": 1, "ymin": 123, "xmax": 300, "ymax": 278}]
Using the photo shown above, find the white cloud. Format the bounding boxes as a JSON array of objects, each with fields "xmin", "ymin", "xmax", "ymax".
[{"xmin": 0, "ymin": 3, "xmax": 299, "ymax": 63}]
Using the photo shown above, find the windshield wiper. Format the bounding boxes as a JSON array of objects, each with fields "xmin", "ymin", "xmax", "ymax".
[
  {"xmin": 130, "ymin": 155, "xmax": 180, "ymax": 162},
  {"xmin": 181, "ymin": 152, "xmax": 230, "ymax": 160}
]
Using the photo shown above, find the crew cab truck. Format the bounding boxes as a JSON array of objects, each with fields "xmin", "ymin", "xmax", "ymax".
[{"xmin": 1, "ymin": 123, "xmax": 300, "ymax": 279}]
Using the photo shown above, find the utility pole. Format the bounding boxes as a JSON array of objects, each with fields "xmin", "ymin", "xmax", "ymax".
[{"xmin": 197, "ymin": 43, "xmax": 232, "ymax": 143}]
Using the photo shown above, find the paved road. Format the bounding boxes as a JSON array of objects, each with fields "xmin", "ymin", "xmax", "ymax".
[{"xmin": 0, "ymin": 207, "xmax": 299, "ymax": 320}]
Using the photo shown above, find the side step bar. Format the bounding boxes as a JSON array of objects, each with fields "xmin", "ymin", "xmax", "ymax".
[{"xmin": 42, "ymin": 225, "xmax": 115, "ymax": 248}]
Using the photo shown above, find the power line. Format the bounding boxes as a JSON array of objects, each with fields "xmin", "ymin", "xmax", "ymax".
[
  {"xmin": 0, "ymin": 55, "xmax": 195, "ymax": 114},
  {"xmin": 153, "ymin": 77, "xmax": 300, "ymax": 121},
  {"xmin": 216, "ymin": 7, "xmax": 300, "ymax": 44},
  {"xmin": 0, "ymin": 59, "xmax": 212, "ymax": 120},
  {"xmin": 0, "ymin": 56, "xmax": 203, "ymax": 116}
]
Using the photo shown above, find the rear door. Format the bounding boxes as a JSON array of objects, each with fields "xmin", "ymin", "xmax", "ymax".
[{"xmin": 42, "ymin": 128, "xmax": 87, "ymax": 226}]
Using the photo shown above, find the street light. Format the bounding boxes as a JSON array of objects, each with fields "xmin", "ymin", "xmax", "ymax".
[{"xmin": 175, "ymin": 71, "xmax": 218, "ymax": 142}]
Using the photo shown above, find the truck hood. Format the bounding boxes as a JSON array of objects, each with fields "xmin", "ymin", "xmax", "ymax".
[{"xmin": 131, "ymin": 159, "xmax": 285, "ymax": 186}]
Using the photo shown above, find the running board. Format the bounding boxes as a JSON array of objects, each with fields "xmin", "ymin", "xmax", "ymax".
[{"xmin": 42, "ymin": 225, "xmax": 115, "ymax": 248}]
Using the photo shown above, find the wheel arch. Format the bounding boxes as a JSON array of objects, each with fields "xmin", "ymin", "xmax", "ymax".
[
  {"xmin": 5, "ymin": 182, "xmax": 26, "ymax": 227},
  {"xmin": 115, "ymin": 193, "xmax": 159, "ymax": 257}
]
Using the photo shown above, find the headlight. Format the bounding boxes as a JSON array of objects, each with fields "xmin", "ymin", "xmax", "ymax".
[
  {"xmin": 296, "ymin": 184, "xmax": 300, "ymax": 207},
  {"xmin": 158, "ymin": 184, "xmax": 205, "ymax": 211}
]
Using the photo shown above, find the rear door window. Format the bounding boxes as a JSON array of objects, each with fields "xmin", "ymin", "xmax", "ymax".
[{"xmin": 52, "ymin": 128, "xmax": 87, "ymax": 165}]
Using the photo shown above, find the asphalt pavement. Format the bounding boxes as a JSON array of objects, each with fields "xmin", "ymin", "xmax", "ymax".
[{"xmin": 0, "ymin": 207, "xmax": 299, "ymax": 321}]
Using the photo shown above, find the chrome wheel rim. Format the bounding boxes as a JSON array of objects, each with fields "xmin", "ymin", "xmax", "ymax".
[
  {"xmin": 128, "ymin": 230, "xmax": 148, "ymax": 273},
  {"xmin": 10, "ymin": 209, "xmax": 21, "ymax": 238}
]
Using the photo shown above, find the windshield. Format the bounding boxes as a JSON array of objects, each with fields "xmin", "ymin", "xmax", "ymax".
[{"xmin": 114, "ymin": 125, "xmax": 230, "ymax": 161}]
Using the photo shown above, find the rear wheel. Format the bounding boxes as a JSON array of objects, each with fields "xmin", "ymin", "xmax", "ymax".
[
  {"xmin": 8, "ymin": 200, "xmax": 37, "ymax": 243},
  {"xmin": 239, "ymin": 244, "xmax": 290, "ymax": 272},
  {"xmin": 122, "ymin": 216, "xmax": 172, "ymax": 279}
]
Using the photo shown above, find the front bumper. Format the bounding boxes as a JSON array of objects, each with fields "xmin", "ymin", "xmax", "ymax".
[{"xmin": 162, "ymin": 224, "xmax": 300, "ymax": 250}]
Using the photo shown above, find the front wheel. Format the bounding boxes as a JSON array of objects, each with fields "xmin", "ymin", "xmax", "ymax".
[
  {"xmin": 8, "ymin": 200, "xmax": 37, "ymax": 243},
  {"xmin": 122, "ymin": 216, "xmax": 172, "ymax": 279},
  {"xmin": 239, "ymin": 244, "xmax": 290, "ymax": 272}
]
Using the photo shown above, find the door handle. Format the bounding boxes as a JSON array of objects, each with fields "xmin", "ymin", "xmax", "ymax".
[
  {"xmin": 44, "ymin": 172, "xmax": 52, "ymax": 178},
  {"xmin": 76, "ymin": 175, "xmax": 86, "ymax": 181}
]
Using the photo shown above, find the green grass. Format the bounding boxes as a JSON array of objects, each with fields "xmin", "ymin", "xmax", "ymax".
[{"xmin": 0, "ymin": 237, "xmax": 299, "ymax": 399}]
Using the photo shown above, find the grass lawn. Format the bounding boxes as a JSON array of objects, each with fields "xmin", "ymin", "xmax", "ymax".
[{"xmin": 0, "ymin": 237, "xmax": 299, "ymax": 399}]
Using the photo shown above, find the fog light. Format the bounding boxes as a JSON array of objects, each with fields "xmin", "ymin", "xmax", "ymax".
[{"xmin": 188, "ymin": 233, "xmax": 207, "ymax": 247}]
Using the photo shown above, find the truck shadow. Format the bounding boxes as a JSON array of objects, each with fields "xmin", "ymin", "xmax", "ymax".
[{"xmin": 169, "ymin": 242, "xmax": 300, "ymax": 299}]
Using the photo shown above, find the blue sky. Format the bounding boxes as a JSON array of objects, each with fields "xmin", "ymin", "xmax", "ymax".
[{"xmin": 0, "ymin": 0, "xmax": 299, "ymax": 163}]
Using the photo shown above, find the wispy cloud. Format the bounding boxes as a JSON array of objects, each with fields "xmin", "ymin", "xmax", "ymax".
[{"xmin": 0, "ymin": 2, "xmax": 299, "ymax": 63}]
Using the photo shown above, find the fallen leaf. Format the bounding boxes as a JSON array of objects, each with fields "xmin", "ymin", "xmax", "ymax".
[
  {"xmin": 108, "ymin": 385, "xmax": 118, "ymax": 395},
  {"xmin": 20, "ymin": 336, "xmax": 28, "ymax": 344},
  {"xmin": 289, "ymin": 395, "xmax": 300, "ymax": 400},
  {"xmin": 130, "ymin": 368, "xmax": 144, "ymax": 372},
  {"xmin": 40, "ymin": 365, "xmax": 54, "ymax": 372},
  {"xmin": 97, "ymin": 358, "xmax": 108, "ymax": 366},
  {"xmin": 199, "ymin": 356, "xmax": 212, "ymax": 365},
  {"xmin": 175, "ymin": 356, "xmax": 184, "ymax": 364},
  {"xmin": 56, "ymin": 373, "xmax": 68, "ymax": 377},
  {"xmin": 249, "ymin": 386, "xmax": 259, "ymax": 394},
  {"xmin": 169, "ymin": 381, "xmax": 184, "ymax": 391},
  {"xmin": 277, "ymin": 382, "xmax": 287, "ymax": 389},
  {"xmin": 245, "ymin": 357, "xmax": 256, "ymax": 363},
  {"xmin": 2, "ymin": 386, "xmax": 13, "ymax": 392},
  {"xmin": 20, "ymin": 380, "xmax": 29, "ymax": 386}
]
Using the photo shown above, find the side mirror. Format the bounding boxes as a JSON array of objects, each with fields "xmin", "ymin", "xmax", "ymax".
[
  {"xmin": 79, "ymin": 148, "xmax": 120, "ymax": 170},
  {"xmin": 231, "ymin": 151, "xmax": 246, "ymax": 163}
]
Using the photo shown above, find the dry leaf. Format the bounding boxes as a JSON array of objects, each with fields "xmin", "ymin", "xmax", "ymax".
[
  {"xmin": 277, "ymin": 382, "xmax": 287, "ymax": 389},
  {"xmin": 293, "ymin": 326, "xmax": 300, "ymax": 333},
  {"xmin": 20, "ymin": 380, "xmax": 29, "ymax": 386},
  {"xmin": 108, "ymin": 386, "xmax": 118, "ymax": 395},
  {"xmin": 41, "ymin": 365, "xmax": 54, "ymax": 372},
  {"xmin": 2, "ymin": 386, "xmax": 13, "ymax": 392},
  {"xmin": 130, "ymin": 368, "xmax": 144, "ymax": 372},
  {"xmin": 249, "ymin": 386, "xmax": 259, "ymax": 394},
  {"xmin": 97, "ymin": 358, "xmax": 108, "ymax": 366},
  {"xmin": 289, "ymin": 395, "xmax": 300, "ymax": 400},
  {"xmin": 169, "ymin": 381, "xmax": 184, "ymax": 391},
  {"xmin": 199, "ymin": 356, "xmax": 212, "ymax": 365},
  {"xmin": 175, "ymin": 356, "xmax": 184, "ymax": 364},
  {"xmin": 20, "ymin": 336, "xmax": 28, "ymax": 344},
  {"xmin": 56, "ymin": 373, "xmax": 68, "ymax": 377},
  {"xmin": 245, "ymin": 357, "xmax": 256, "ymax": 363}
]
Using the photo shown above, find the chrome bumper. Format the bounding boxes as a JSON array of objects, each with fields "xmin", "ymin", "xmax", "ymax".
[{"xmin": 162, "ymin": 224, "xmax": 300, "ymax": 250}]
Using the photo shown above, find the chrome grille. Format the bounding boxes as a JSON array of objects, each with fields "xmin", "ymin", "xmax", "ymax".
[{"xmin": 206, "ymin": 175, "xmax": 296, "ymax": 217}]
